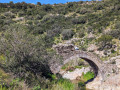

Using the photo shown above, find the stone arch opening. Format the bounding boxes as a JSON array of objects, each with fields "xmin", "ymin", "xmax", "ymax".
[
  {"xmin": 51, "ymin": 56, "xmax": 99, "ymax": 84},
  {"xmin": 60, "ymin": 56, "xmax": 99, "ymax": 82},
  {"xmin": 80, "ymin": 57, "xmax": 99, "ymax": 78}
]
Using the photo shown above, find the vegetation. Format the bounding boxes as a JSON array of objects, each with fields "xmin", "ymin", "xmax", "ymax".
[
  {"xmin": 51, "ymin": 79, "xmax": 75, "ymax": 90},
  {"xmin": 78, "ymin": 81, "xmax": 86, "ymax": 90},
  {"xmin": 61, "ymin": 58, "xmax": 88, "ymax": 71},
  {"xmin": 0, "ymin": 0, "xmax": 120, "ymax": 89},
  {"xmin": 82, "ymin": 72, "xmax": 95, "ymax": 82},
  {"xmin": 97, "ymin": 34, "xmax": 113, "ymax": 50}
]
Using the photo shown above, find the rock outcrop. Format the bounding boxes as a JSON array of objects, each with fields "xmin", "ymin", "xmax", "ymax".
[{"xmin": 86, "ymin": 72, "xmax": 120, "ymax": 90}]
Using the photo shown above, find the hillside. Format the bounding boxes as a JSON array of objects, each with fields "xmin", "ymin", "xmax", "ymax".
[{"xmin": 0, "ymin": 0, "xmax": 120, "ymax": 89}]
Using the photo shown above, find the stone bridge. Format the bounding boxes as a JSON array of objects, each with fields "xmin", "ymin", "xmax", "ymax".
[{"xmin": 50, "ymin": 44, "xmax": 118, "ymax": 81}]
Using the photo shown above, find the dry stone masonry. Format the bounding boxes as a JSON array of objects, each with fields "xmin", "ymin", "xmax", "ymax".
[{"xmin": 50, "ymin": 44, "xmax": 119, "ymax": 81}]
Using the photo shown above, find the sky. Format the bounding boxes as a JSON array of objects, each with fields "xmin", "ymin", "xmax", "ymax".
[{"xmin": 0, "ymin": 0, "xmax": 92, "ymax": 4}]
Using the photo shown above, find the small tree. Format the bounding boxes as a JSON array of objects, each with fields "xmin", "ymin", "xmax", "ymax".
[
  {"xmin": 37, "ymin": 2, "xmax": 41, "ymax": 6},
  {"xmin": 67, "ymin": 2, "xmax": 73, "ymax": 8},
  {"xmin": 0, "ymin": 24, "xmax": 52, "ymax": 85}
]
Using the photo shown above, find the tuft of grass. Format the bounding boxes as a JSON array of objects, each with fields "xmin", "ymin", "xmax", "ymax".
[
  {"xmin": 75, "ymin": 65, "xmax": 83, "ymax": 69},
  {"xmin": 33, "ymin": 85, "xmax": 41, "ymax": 90},
  {"xmin": 82, "ymin": 72, "xmax": 95, "ymax": 82},
  {"xmin": 0, "ymin": 84, "xmax": 8, "ymax": 90},
  {"xmin": 51, "ymin": 78, "xmax": 75, "ymax": 90},
  {"xmin": 48, "ymin": 73, "xmax": 57, "ymax": 80},
  {"xmin": 0, "ymin": 55, "xmax": 6, "ymax": 64},
  {"xmin": 78, "ymin": 81, "xmax": 86, "ymax": 90},
  {"xmin": 61, "ymin": 65, "xmax": 67, "ymax": 70},
  {"xmin": 0, "ymin": 69, "xmax": 10, "ymax": 83}
]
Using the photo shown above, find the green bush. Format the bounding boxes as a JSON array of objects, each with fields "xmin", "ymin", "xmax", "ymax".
[
  {"xmin": 47, "ymin": 24, "xmax": 62, "ymax": 37},
  {"xmin": 114, "ymin": 4, "xmax": 120, "ymax": 10},
  {"xmin": 35, "ymin": 12, "xmax": 46, "ymax": 20},
  {"xmin": 93, "ymin": 3, "xmax": 104, "ymax": 10},
  {"xmin": 33, "ymin": 26, "xmax": 44, "ymax": 35},
  {"xmin": 33, "ymin": 85, "xmax": 41, "ymax": 90},
  {"xmin": 67, "ymin": 2, "xmax": 74, "ymax": 8},
  {"xmin": 78, "ymin": 8, "xmax": 88, "ymax": 14},
  {"xmin": 51, "ymin": 79, "xmax": 75, "ymax": 90},
  {"xmin": 42, "ymin": 5, "xmax": 53, "ymax": 12},
  {"xmin": 97, "ymin": 35, "xmax": 113, "ymax": 43},
  {"xmin": 114, "ymin": 21, "xmax": 120, "ymax": 29},
  {"xmin": 62, "ymin": 29, "xmax": 74, "ymax": 40},
  {"xmin": 4, "ymin": 19, "xmax": 14, "ymax": 25},
  {"xmin": 18, "ymin": 11, "xmax": 25, "ymax": 17},
  {"xmin": 72, "ymin": 16, "xmax": 86, "ymax": 24},
  {"xmin": 35, "ymin": 15, "xmax": 42, "ymax": 20},
  {"xmin": 108, "ymin": 29, "xmax": 120, "ymax": 39},
  {"xmin": 77, "ymin": 29, "xmax": 85, "ymax": 38},
  {"xmin": 97, "ymin": 35, "xmax": 113, "ymax": 49},
  {"xmin": 0, "ymin": 24, "xmax": 53, "ymax": 86},
  {"xmin": 78, "ymin": 81, "xmax": 86, "ymax": 90},
  {"xmin": 83, "ymin": 72, "xmax": 95, "ymax": 82}
]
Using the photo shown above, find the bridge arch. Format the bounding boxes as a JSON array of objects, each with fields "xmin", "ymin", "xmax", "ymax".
[{"xmin": 50, "ymin": 44, "xmax": 118, "ymax": 81}]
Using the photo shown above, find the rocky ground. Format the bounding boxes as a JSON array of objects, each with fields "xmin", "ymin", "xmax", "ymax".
[
  {"xmin": 86, "ymin": 57, "xmax": 120, "ymax": 90},
  {"xmin": 59, "ymin": 55, "xmax": 120, "ymax": 90},
  {"xmin": 60, "ymin": 67, "xmax": 91, "ymax": 80},
  {"xmin": 86, "ymin": 73, "xmax": 120, "ymax": 90}
]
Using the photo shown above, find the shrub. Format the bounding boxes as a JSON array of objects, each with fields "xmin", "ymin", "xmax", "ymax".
[
  {"xmin": 27, "ymin": 21, "xmax": 33, "ymax": 25},
  {"xmin": 97, "ymin": 35, "xmax": 113, "ymax": 50},
  {"xmin": 51, "ymin": 79, "xmax": 75, "ymax": 90},
  {"xmin": 67, "ymin": 2, "xmax": 74, "ymax": 8},
  {"xmin": 4, "ymin": 19, "xmax": 14, "ymax": 25},
  {"xmin": 108, "ymin": 29, "xmax": 120, "ymax": 39},
  {"xmin": 87, "ymin": 26, "xmax": 93, "ymax": 33},
  {"xmin": 0, "ymin": 24, "xmax": 53, "ymax": 86},
  {"xmin": 77, "ymin": 29, "xmax": 85, "ymax": 38},
  {"xmin": 47, "ymin": 24, "xmax": 62, "ymax": 37},
  {"xmin": 33, "ymin": 85, "xmax": 41, "ymax": 90},
  {"xmin": 35, "ymin": 15, "xmax": 42, "ymax": 20},
  {"xmin": 72, "ymin": 16, "xmax": 86, "ymax": 24},
  {"xmin": 37, "ymin": 2, "xmax": 41, "ymax": 6},
  {"xmin": 78, "ymin": 81, "xmax": 86, "ymax": 90},
  {"xmin": 93, "ymin": 3, "xmax": 104, "ymax": 10},
  {"xmin": 97, "ymin": 35, "xmax": 113, "ymax": 44},
  {"xmin": 41, "ymin": 15, "xmax": 51, "ymax": 22},
  {"xmin": 33, "ymin": 26, "xmax": 44, "ymax": 35},
  {"xmin": 0, "ymin": 19, "xmax": 4, "ymax": 27},
  {"xmin": 78, "ymin": 8, "xmax": 88, "ymax": 14},
  {"xmin": 114, "ymin": 4, "xmax": 120, "ymax": 10},
  {"xmin": 78, "ymin": 82, "xmax": 85, "ymax": 87},
  {"xmin": 114, "ymin": 22, "xmax": 120, "ymax": 29},
  {"xmin": 18, "ymin": 11, "xmax": 25, "ymax": 17},
  {"xmin": 62, "ymin": 29, "xmax": 74, "ymax": 40},
  {"xmin": 0, "ymin": 15, "xmax": 6, "ymax": 19},
  {"xmin": 42, "ymin": 5, "xmax": 53, "ymax": 12},
  {"xmin": 35, "ymin": 12, "xmax": 46, "ymax": 20},
  {"xmin": 111, "ymin": 49, "xmax": 116, "ymax": 53},
  {"xmin": 26, "ymin": 9, "xmax": 32, "ymax": 15}
]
